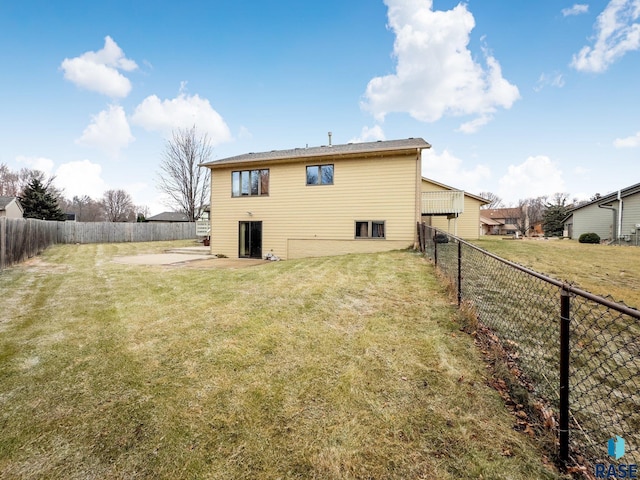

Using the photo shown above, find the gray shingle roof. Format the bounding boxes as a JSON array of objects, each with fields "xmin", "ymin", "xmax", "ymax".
[
  {"xmin": 201, "ymin": 138, "xmax": 430, "ymax": 168},
  {"xmin": 566, "ymin": 181, "xmax": 640, "ymax": 214},
  {"xmin": 146, "ymin": 211, "xmax": 190, "ymax": 222}
]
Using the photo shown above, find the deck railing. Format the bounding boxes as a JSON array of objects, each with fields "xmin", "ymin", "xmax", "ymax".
[{"xmin": 421, "ymin": 191, "xmax": 464, "ymax": 215}]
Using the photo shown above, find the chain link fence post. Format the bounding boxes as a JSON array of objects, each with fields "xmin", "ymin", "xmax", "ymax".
[
  {"xmin": 433, "ymin": 232, "xmax": 438, "ymax": 267},
  {"xmin": 559, "ymin": 287, "xmax": 571, "ymax": 465}
]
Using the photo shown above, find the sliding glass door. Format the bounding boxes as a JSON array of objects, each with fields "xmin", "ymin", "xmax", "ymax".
[{"xmin": 239, "ymin": 221, "xmax": 262, "ymax": 258}]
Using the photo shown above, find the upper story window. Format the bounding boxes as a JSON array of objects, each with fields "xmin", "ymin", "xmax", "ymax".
[
  {"xmin": 306, "ymin": 164, "xmax": 334, "ymax": 185},
  {"xmin": 232, "ymin": 169, "xmax": 269, "ymax": 197}
]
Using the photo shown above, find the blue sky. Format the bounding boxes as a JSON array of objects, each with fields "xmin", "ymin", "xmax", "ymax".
[{"xmin": 1, "ymin": 0, "xmax": 639, "ymax": 214}]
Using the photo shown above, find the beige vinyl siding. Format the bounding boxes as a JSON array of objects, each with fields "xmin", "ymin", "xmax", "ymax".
[
  {"xmin": 287, "ymin": 238, "xmax": 411, "ymax": 259},
  {"xmin": 421, "ymin": 180, "xmax": 483, "ymax": 239},
  {"xmin": 210, "ymin": 154, "xmax": 419, "ymax": 259}
]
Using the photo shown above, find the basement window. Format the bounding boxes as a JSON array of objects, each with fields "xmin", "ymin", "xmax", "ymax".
[{"xmin": 355, "ymin": 221, "xmax": 385, "ymax": 239}]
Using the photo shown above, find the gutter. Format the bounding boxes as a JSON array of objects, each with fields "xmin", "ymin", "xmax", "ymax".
[
  {"xmin": 617, "ymin": 189, "xmax": 623, "ymax": 243},
  {"xmin": 598, "ymin": 189, "xmax": 623, "ymax": 244}
]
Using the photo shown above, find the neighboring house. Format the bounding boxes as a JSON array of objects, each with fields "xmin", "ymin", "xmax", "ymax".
[
  {"xmin": 421, "ymin": 178, "xmax": 489, "ymax": 239},
  {"xmin": 563, "ymin": 182, "xmax": 640, "ymax": 244},
  {"xmin": 480, "ymin": 208, "xmax": 523, "ymax": 236},
  {"xmin": 479, "ymin": 215, "xmax": 502, "ymax": 236},
  {"xmin": 0, "ymin": 196, "xmax": 24, "ymax": 219},
  {"xmin": 146, "ymin": 212, "xmax": 190, "ymax": 222},
  {"xmin": 201, "ymin": 138, "xmax": 431, "ymax": 260}
]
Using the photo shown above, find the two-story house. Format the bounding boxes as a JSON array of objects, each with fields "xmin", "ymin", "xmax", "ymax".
[{"xmin": 201, "ymin": 138, "xmax": 431, "ymax": 260}]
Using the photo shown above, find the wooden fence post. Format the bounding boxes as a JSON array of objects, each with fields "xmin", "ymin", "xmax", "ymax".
[{"xmin": 0, "ymin": 217, "xmax": 6, "ymax": 269}]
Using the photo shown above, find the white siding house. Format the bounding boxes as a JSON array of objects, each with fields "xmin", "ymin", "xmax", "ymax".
[{"xmin": 563, "ymin": 182, "xmax": 640, "ymax": 244}]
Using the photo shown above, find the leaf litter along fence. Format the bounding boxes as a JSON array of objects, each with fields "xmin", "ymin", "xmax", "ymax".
[{"xmin": 417, "ymin": 223, "xmax": 640, "ymax": 469}]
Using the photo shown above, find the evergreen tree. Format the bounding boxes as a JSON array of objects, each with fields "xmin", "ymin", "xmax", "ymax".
[
  {"xmin": 20, "ymin": 178, "xmax": 66, "ymax": 221},
  {"xmin": 542, "ymin": 199, "xmax": 569, "ymax": 237}
]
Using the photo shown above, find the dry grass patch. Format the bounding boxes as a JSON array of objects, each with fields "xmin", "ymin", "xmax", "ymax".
[
  {"xmin": 473, "ymin": 237, "xmax": 640, "ymax": 308},
  {"xmin": 0, "ymin": 242, "xmax": 560, "ymax": 479}
]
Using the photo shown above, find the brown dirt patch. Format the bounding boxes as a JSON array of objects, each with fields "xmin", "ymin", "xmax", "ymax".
[{"xmin": 180, "ymin": 257, "xmax": 269, "ymax": 269}]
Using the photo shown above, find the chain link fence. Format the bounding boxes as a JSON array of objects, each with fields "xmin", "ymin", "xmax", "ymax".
[{"xmin": 418, "ymin": 223, "xmax": 640, "ymax": 469}]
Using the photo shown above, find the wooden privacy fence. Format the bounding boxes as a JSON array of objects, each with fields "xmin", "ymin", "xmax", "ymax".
[
  {"xmin": 0, "ymin": 217, "xmax": 58, "ymax": 270},
  {"xmin": 57, "ymin": 221, "xmax": 196, "ymax": 244},
  {"xmin": 0, "ymin": 218, "xmax": 197, "ymax": 270}
]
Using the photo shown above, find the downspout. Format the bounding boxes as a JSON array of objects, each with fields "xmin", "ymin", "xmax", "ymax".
[
  {"xmin": 414, "ymin": 149, "xmax": 421, "ymax": 249},
  {"xmin": 598, "ymin": 200, "xmax": 617, "ymax": 244},
  {"xmin": 617, "ymin": 190, "xmax": 623, "ymax": 244}
]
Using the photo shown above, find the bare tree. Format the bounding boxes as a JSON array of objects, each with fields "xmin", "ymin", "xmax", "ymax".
[
  {"xmin": 158, "ymin": 125, "xmax": 212, "ymax": 222},
  {"xmin": 507, "ymin": 196, "xmax": 548, "ymax": 236},
  {"xmin": 478, "ymin": 191, "xmax": 504, "ymax": 209},
  {"xmin": 59, "ymin": 195, "xmax": 105, "ymax": 222},
  {"xmin": 526, "ymin": 196, "xmax": 548, "ymax": 227},
  {"xmin": 503, "ymin": 201, "xmax": 529, "ymax": 236},
  {"xmin": 101, "ymin": 189, "xmax": 135, "ymax": 222},
  {"xmin": 0, "ymin": 164, "xmax": 62, "ymax": 199},
  {"xmin": 550, "ymin": 192, "xmax": 570, "ymax": 206},
  {"xmin": 136, "ymin": 204, "xmax": 150, "ymax": 222},
  {"xmin": 0, "ymin": 163, "xmax": 20, "ymax": 196}
]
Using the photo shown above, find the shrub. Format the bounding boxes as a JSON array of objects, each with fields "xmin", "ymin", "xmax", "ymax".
[{"xmin": 579, "ymin": 232, "xmax": 600, "ymax": 244}]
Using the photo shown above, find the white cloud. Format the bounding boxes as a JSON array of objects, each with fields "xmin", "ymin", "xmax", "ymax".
[
  {"xmin": 362, "ymin": 0, "xmax": 519, "ymax": 131},
  {"xmin": 421, "ymin": 148, "xmax": 491, "ymax": 193},
  {"xmin": 54, "ymin": 160, "xmax": 107, "ymax": 199},
  {"xmin": 61, "ymin": 36, "xmax": 138, "ymax": 98},
  {"xmin": 533, "ymin": 72, "xmax": 566, "ymax": 92},
  {"xmin": 76, "ymin": 105, "xmax": 134, "ymax": 156},
  {"xmin": 348, "ymin": 125, "xmax": 386, "ymax": 143},
  {"xmin": 456, "ymin": 114, "xmax": 493, "ymax": 134},
  {"xmin": 131, "ymin": 91, "xmax": 232, "ymax": 145},
  {"xmin": 237, "ymin": 126, "xmax": 252, "ymax": 140},
  {"xmin": 562, "ymin": 4, "xmax": 590, "ymax": 16},
  {"xmin": 571, "ymin": 0, "xmax": 640, "ymax": 72},
  {"xmin": 613, "ymin": 130, "xmax": 640, "ymax": 147},
  {"xmin": 15, "ymin": 156, "xmax": 55, "ymax": 175},
  {"xmin": 498, "ymin": 155, "xmax": 565, "ymax": 203}
]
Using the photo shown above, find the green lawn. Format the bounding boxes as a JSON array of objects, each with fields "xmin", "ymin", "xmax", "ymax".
[
  {"xmin": 472, "ymin": 236, "xmax": 640, "ymax": 309},
  {"xmin": 0, "ymin": 242, "xmax": 560, "ymax": 479}
]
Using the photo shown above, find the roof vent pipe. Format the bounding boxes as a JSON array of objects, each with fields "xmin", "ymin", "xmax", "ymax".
[{"xmin": 328, "ymin": 131, "xmax": 332, "ymax": 147}]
